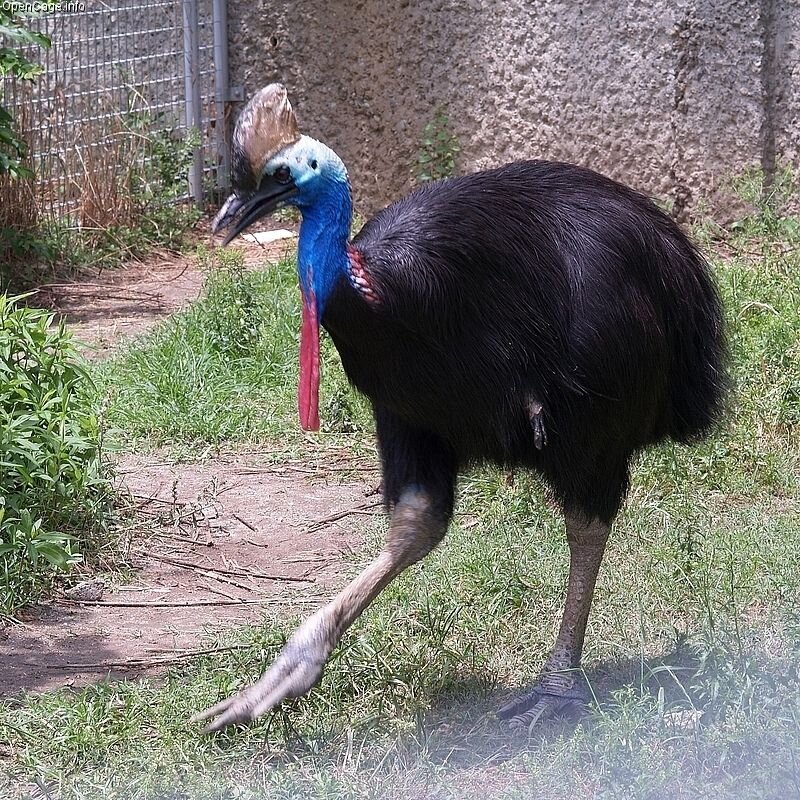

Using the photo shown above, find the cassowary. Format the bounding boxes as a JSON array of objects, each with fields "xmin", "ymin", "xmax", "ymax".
[{"xmin": 195, "ymin": 85, "xmax": 727, "ymax": 732}]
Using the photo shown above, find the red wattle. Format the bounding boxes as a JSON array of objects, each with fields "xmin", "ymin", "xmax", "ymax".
[{"xmin": 298, "ymin": 292, "xmax": 321, "ymax": 431}]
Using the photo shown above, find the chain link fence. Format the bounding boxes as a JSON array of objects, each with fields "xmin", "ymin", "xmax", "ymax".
[{"xmin": 1, "ymin": 0, "xmax": 229, "ymax": 238}]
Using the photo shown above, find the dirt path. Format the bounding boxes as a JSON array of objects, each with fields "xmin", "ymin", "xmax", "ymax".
[
  {"xmin": 36, "ymin": 220, "xmax": 297, "ymax": 357},
  {"xmin": 2, "ymin": 452, "xmax": 378, "ymax": 695},
  {"xmin": 1, "ymin": 220, "xmax": 381, "ymax": 697}
]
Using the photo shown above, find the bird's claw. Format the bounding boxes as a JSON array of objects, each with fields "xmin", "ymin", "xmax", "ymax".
[
  {"xmin": 525, "ymin": 396, "xmax": 548, "ymax": 450},
  {"xmin": 192, "ymin": 619, "xmax": 331, "ymax": 733},
  {"xmin": 497, "ymin": 680, "xmax": 588, "ymax": 731}
]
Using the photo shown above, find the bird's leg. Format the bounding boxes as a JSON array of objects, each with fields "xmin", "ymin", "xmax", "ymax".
[
  {"xmin": 497, "ymin": 513, "xmax": 610, "ymax": 730},
  {"xmin": 526, "ymin": 395, "xmax": 548, "ymax": 450},
  {"xmin": 193, "ymin": 487, "xmax": 448, "ymax": 732}
]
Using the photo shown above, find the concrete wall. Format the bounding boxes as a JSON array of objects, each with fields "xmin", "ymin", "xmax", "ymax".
[{"xmin": 226, "ymin": 0, "xmax": 800, "ymax": 219}]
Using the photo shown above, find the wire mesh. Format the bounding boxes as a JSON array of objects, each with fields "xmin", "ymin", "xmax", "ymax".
[{"xmin": 1, "ymin": 0, "xmax": 221, "ymax": 231}]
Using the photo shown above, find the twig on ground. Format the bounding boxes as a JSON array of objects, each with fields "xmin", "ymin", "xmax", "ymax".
[
  {"xmin": 202, "ymin": 582, "xmax": 243, "ymax": 602},
  {"xmin": 136, "ymin": 551, "xmax": 313, "ymax": 584},
  {"xmin": 55, "ymin": 597, "xmax": 314, "ymax": 608},
  {"xmin": 234, "ymin": 459, "xmax": 377, "ymax": 477},
  {"xmin": 145, "ymin": 529, "xmax": 215, "ymax": 547},
  {"xmin": 37, "ymin": 282, "xmax": 163, "ymax": 303},
  {"xmin": 234, "ymin": 465, "xmax": 320, "ymax": 476},
  {"xmin": 232, "ymin": 512, "xmax": 257, "ymax": 532},
  {"xmin": 114, "ymin": 585, "xmax": 170, "ymax": 594},
  {"xmin": 305, "ymin": 500, "xmax": 382, "ymax": 533},
  {"xmin": 131, "ymin": 493, "xmax": 180, "ymax": 507},
  {"xmin": 42, "ymin": 642, "xmax": 251, "ymax": 671},
  {"xmin": 138, "ymin": 553, "xmax": 257, "ymax": 593},
  {"xmin": 279, "ymin": 555, "xmax": 334, "ymax": 565},
  {"xmin": 244, "ymin": 538, "xmax": 269, "ymax": 548}
]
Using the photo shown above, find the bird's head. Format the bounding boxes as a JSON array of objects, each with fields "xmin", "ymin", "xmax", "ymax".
[
  {"xmin": 212, "ymin": 84, "xmax": 348, "ymax": 243},
  {"xmin": 212, "ymin": 84, "xmax": 353, "ymax": 435}
]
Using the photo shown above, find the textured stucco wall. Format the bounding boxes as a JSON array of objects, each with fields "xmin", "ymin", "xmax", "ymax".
[
  {"xmin": 774, "ymin": 2, "xmax": 800, "ymax": 186},
  {"xmin": 226, "ymin": 0, "xmax": 799, "ymax": 218}
]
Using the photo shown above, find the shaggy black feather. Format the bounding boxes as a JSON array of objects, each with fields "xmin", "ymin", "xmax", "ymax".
[{"xmin": 322, "ymin": 160, "xmax": 727, "ymax": 524}]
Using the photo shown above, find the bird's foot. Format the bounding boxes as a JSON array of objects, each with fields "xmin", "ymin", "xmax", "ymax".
[
  {"xmin": 192, "ymin": 611, "xmax": 333, "ymax": 733},
  {"xmin": 497, "ymin": 678, "xmax": 589, "ymax": 731},
  {"xmin": 525, "ymin": 396, "xmax": 548, "ymax": 450}
]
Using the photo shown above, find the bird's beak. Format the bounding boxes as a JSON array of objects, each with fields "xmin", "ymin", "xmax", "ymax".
[{"xmin": 212, "ymin": 176, "xmax": 298, "ymax": 245}]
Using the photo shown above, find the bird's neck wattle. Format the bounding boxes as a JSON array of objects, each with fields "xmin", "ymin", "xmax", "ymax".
[{"xmin": 294, "ymin": 181, "xmax": 352, "ymax": 433}]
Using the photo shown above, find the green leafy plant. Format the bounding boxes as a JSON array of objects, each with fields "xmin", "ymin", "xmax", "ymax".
[
  {"xmin": 0, "ymin": 3, "xmax": 54, "ymax": 177},
  {"xmin": 728, "ymin": 164, "xmax": 800, "ymax": 239},
  {"xmin": 198, "ymin": 246, "xmax": 265, "ymax": 358},
  {"xmin": 0, "ymin": 294, "xmax": 110, "ymax": 615},
  {"xmin": 415, "ymin": 110, "xmax": 460, "ymax": 184},
  {"xmin": 112, "ymin": 99, "xmax": 203, "ymax": 252}
]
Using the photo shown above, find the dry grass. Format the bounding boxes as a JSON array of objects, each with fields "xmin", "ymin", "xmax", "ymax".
[
  {"xmin": 0, "ymin": 100, "xmax": 40, "ymax": 262},
  {"xmin": 0, "ymin": 86, "xmax": 199, "ymax": 287}
]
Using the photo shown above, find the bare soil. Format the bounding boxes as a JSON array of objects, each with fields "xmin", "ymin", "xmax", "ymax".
[
  {"xmin": 1, "ymin": 452, "xmax": 378, "ymax": 695},
  {"xmin": 36, "ymin": 221, "xmax": 298, "ymax": 357},
  {"xmin": 1, "ymin": 221, "xmax": 380, "ymax": 698}
]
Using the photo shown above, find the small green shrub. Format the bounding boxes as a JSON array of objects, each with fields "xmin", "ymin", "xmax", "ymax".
[
  {"xmin": 0, "ymin": 294, "xmax": 110, "ymax": 615},
  {"xmin": 198, "ymin": 246, "xmax": 264, "ymax": 358},
  {"xmin": 728, "ymin": 164, "xmax": 800, "ymax": 239},
  {"xmin": 0, "ymin": 2, "xmax": 55, "ymax": 178},
  {"xmin": 415, "ymin": 110, "xmax": 460, "ymax": 184}
]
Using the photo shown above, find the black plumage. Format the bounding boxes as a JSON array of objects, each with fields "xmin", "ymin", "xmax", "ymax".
[
  {"xmin": 198, "ymin": 87, "xmax": 727, "ymax": 732},
  {"xmin": 326, "ymin": 160, "xmax": 726, "ymax": 524}
]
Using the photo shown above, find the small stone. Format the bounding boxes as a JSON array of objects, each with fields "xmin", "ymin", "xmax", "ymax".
[{"xmin": 64, "ymin": 580, "xmax": 106, "ymax": 601}]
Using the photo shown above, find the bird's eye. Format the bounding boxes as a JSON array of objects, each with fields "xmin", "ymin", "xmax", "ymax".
[
  {"xmin": 273, "ymin": 165, "xmax": 292, "ymax": 184},
  {"xmin": 310, "ymin": 159, "xmax": 318, "ymax": 170}
]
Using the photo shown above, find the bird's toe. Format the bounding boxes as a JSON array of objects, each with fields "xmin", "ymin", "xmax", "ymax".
[
  {"xmin": 194, "ymin": 617, "xmax": 332, "ymax": 733},
  {"xmin": 497, "ymin": 681, "xmax": 589, "ymax": 730}
]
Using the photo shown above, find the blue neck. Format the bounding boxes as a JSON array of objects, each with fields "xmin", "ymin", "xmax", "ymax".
[{"xmin": 296, "ymin": 180, "xmax": 352, "ymax": 317}]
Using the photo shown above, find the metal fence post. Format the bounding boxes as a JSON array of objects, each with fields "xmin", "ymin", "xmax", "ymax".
[
  {"xmin": 183, "ymin": 0, "xmax": 204, "ymax": 206},
  {"xmin": 212, "ymin": 0, "xmax": 231, "ymax": 196}
]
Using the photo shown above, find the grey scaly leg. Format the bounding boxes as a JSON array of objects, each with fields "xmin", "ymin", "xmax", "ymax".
[
  {"xmin": 497, "ymin": 513, "xmax": 610, "ymax": 729},
  {"xmin": 194, "ymin": 488, "xmax": 447, "ymax": 732}
]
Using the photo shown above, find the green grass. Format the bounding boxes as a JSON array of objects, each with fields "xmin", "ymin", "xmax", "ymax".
[
  {"xmin": 1, "ymin": 221, "xmax": 799, "ymax": 798},
  {"xmin": 97, "ymin": 246, "xmax": 373, "ymax": 451}
]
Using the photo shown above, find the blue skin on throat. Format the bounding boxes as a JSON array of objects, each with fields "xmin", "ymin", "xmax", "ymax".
[{"xmin": 294, "ymin": 175, "xmax": 353, "ymax": 319}]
